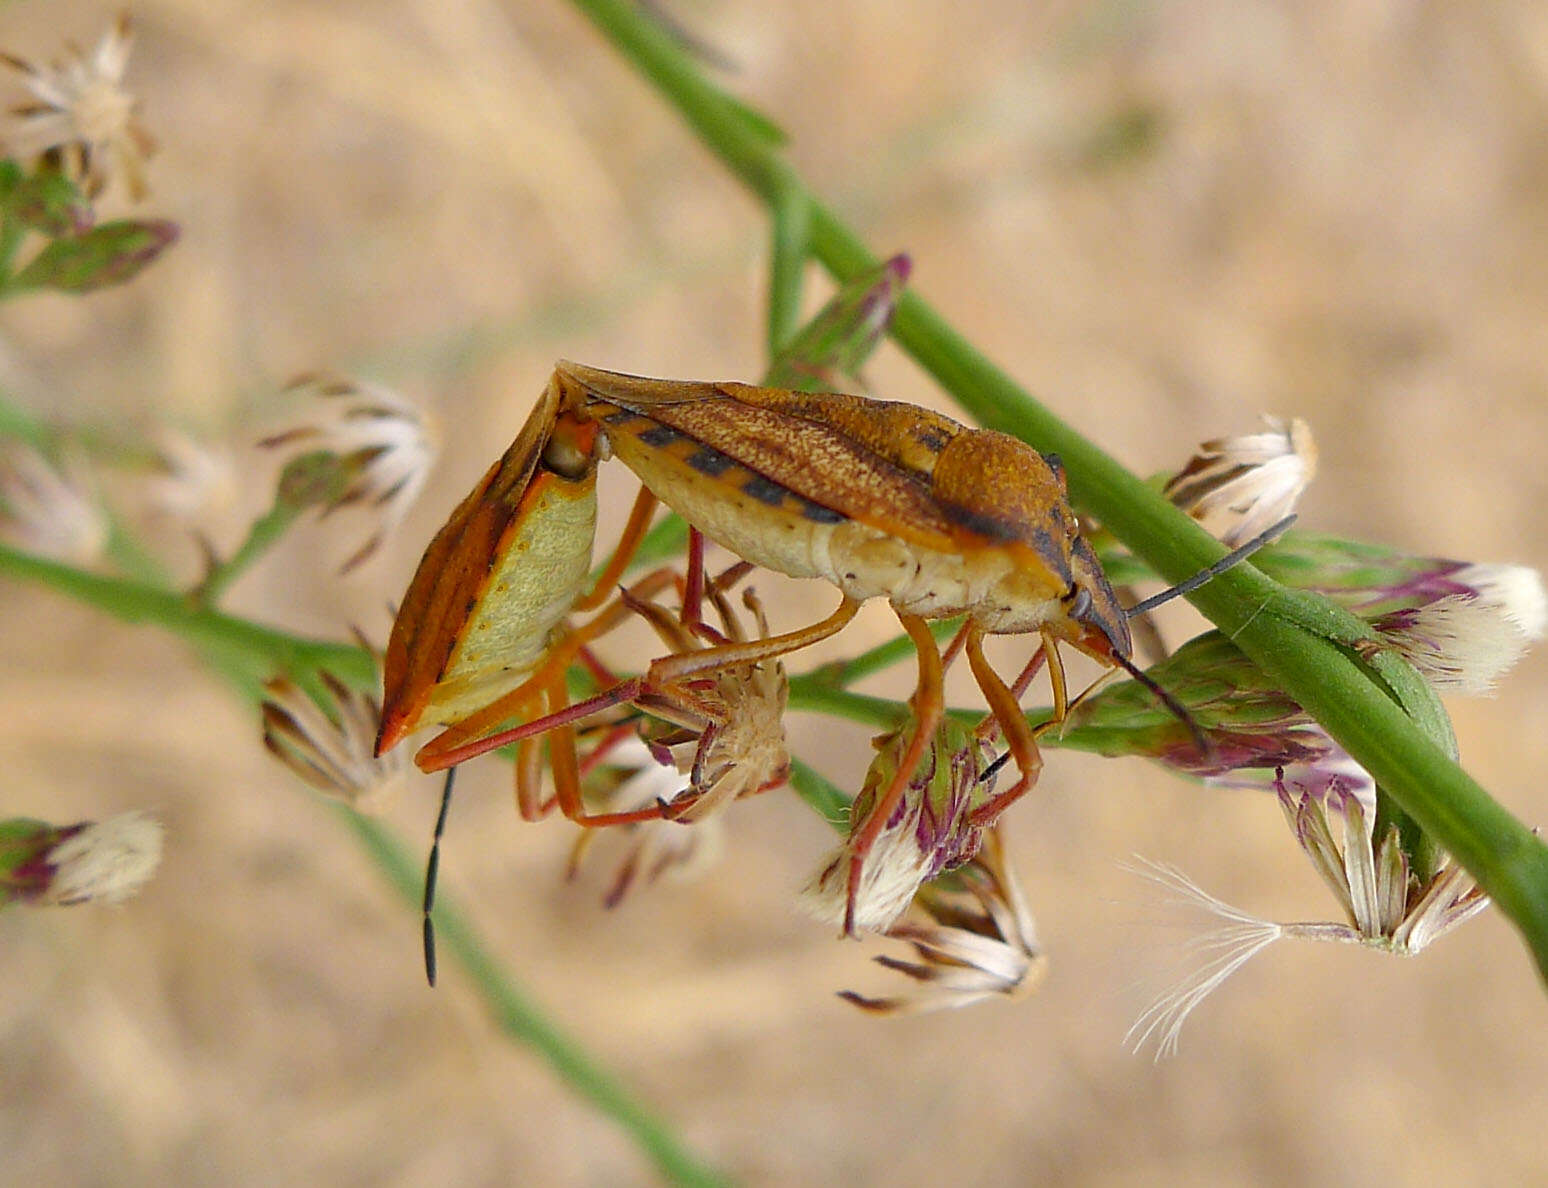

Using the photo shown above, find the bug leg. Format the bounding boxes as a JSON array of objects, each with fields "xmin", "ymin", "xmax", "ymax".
[
  {"xmin": 643, "ymin": 595, "xmax": 861, "ymax": 686},
  {"xmin": 424, "ymin": 677, "xmax": 648, "ymax": 771},
  {"xmin": 1009, "ymin": 644, "xmax": 1049, "ymax": 701},
  {"xmin": 964, "ymin": 624, "xmax": 1045, "ymax": 827},
  {"xmin": 534, "ymin": 669, "xmax": 700, "ymax": 828},
  {"xmin": 1042, "ymin": 624, "xmax": 1070, "ymax": 725},
  {"xmin": 515, "ymin": 735, "xmax": 553, "ymax": 820},
  {"xmin": 941, "ymin": 619, "xmax": 972, "ymax": 671},
  {"xmin": 681, "ymin": 527, "xmax": 708, "ymax": 633},
  {"xmin": 572, "ymin": 485, "xmax": 658, "ymax": 612},
  {"xmin": 842, "ymin": 612, "xmax": 944, "ymax": 937}
]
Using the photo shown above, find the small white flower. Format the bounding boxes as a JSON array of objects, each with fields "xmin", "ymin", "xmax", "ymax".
[
  {"xmin": 1164, "ymin": 415, "xmax": 1317, "ymax": 547},
  {"xmin": 1460, "ymin": 564, "xmax": 1548, "ymax": 640},
  {"xmin": 259, "ymin": 374, "xmax": 437, "ymax": 572},
  {"xmin": 2, "ymin": 13, "xmax": 154, "ymax": 201},
  {"xmin": 43, "ymin": 811, "xmax": 163, "ymax": 905},
  {"xmin": 1370, "ymin": 565, "xmax": 1547, "ymax": 695},
  {"xmin": 0, "ymin": 442, "xmax": 108, "ymax": 563},
  {"xmin": 837, "ymin": 829, "xmax": 1046, "ymax": 1015},
  {"xmin": 261, "ymin": 674, "xmax": 408, "ymax": 811}
]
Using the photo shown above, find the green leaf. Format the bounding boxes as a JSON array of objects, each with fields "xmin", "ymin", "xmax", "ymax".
[{"xmin": 8, "ymin": 219, "xmax": 178, "ymax": 294}]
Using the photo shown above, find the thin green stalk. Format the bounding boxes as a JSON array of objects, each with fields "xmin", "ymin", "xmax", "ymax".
[
  {"xmin": 568, "ymin": 0, "xmax": 1548, "ymax": 986},
  {"xmin": 788, "ymin": 757, "xmax": 851, "ymax": 828},
  {"xmin": 0, "ymin": 542, "xmax": 374, "ymax": 689},
  {"xmin": 766, "ymin": 190, "xmax": 810, "ymax": 355},
  {"xmin": 784, "ymin": 676, "xmax": 985, "ymax": 732},
  {"xmin": 334, "ymin": 806, "xmax": 731, "ymax": 1188},
  {"xmin": 193, "ymin": 499, "xmax": 304, "ymax": 607}
]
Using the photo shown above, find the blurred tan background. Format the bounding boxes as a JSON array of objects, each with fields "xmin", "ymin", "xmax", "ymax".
[{"xmin": 3, "ymin": 1, "xmax": 1548, "ymax": 1184}]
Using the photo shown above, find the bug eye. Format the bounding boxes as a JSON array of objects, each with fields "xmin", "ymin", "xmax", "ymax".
[{"xmin": 1068, "ymin": 587, "xmax": 1093, "ymax": 621}]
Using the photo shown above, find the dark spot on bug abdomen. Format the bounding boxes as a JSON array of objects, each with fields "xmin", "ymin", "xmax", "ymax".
[
  {"xmin": 741, "ymin": 474, "xmax": 787, "ymax": 506},
  {"xmin": 800, "ymin": 501, "xmax": 846, "ymax": 524},
  {"xmin": 686, "ymin": 446, "xmax": 734, "ymax": 477},
  {"xmin": 636, "ymin": 424, "xmax": 681, "ymax": 448}
]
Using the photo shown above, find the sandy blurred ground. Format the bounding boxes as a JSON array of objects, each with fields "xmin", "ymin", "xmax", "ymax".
[{"xmin": 2, "ymin": 1, "xmax": 1548, "ymax": 1184}]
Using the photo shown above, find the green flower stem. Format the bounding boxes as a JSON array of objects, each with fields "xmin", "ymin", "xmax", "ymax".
[
  {"xmin": 788, "ymin": 757, "xmax": 851, "ymax": 827},
  {"xmin": 0, "ymin": 542, "xmax": 375, "ymax": 691},
  {"xmin": 766, "ymin": 188, "xmax": 811, "ymax": 356},
  {"xmin": 569, "ymin": 0, "xmax": 1548, "ymax": 987},
  {"xmin": 333, "ymin": 805, "xmax": 731, "ymax": 1188},
  {"xmin": 192, "ymin": 498, "xmax": 305, "ymax": 607},
  {"xmin": 785, "ymin": 676, "xmax": 985, "ymax": 732}
]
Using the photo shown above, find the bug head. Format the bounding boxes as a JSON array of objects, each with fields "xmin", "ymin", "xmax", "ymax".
[{"xmin": 1057, "ymin": 534, "xmax": 1133, "ymax": 664}]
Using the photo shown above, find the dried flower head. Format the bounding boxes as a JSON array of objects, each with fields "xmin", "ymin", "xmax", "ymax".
[
  {"xmin": 259, "ymin": 374, "xmax": 436, "ymax": 572},
  {"xmin": 1164, "ymin": 415, "xmax": 1317, "ymax": 547},
  {"xmin": 803, "ymin": 717, "xmax": 995, "ymax": 934},
  {"xmin": 0, "ymin": 442, "xmax": 108, "ymax": 563},
  {"xmin": 624, "ymin": 581, "xmax": 790, "ymax": 824},
  {"xmin": 262, "ymin": 674, "xmax": 408, "ymax": 811},
  {"xmin": 1, "ymin": 811, "xmax": 163, "ymax": 907},
  {"xmin": 2, "ymin": 13, "xmax": 154, "ymax": 201},
  {"xmin": 1127, "ymin": 784, "xmax": 1488, "ymax": 1058},
  {"xmin": 838, "ymin": 828, "xmax": 1046, "ymax": 1014},
  {"xmin": 569, "ymin": 737, "xmax": 726, "ymax": 908}
]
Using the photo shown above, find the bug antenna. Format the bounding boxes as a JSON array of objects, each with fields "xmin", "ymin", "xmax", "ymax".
[
  {"xmin": 423, "ymin": 765, "xmax": 458, "ymax": 988},
  {"xmin": 979, "ymin": 748, "xmax": 1013, "ymax": 784},
  {"xmin": 1108, "ymin": 648, "xmax": 1211, "ymax": 757},
  {"xmin": 1125, "ymin": 515, "xmax": 1296, "ymax": 619}
]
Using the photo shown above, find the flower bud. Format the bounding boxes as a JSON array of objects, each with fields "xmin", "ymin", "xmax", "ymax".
[
  {"xmin": 1, "ymin": 812, "xmax": 162, "ymax": 907},
  {"xmin": 803, "ymin": 717, "xmax": 993, "ymax": 933},
  {"xmin": 764, "ymin": 254, "xmax": 911, "ymax": 391}
]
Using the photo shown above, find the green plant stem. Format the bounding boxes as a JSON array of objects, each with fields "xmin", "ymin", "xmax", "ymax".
[
  {"xmin": 334, "ymin": 805, "xmax": 730, "ymax": 1188},
  {"xmin": 569, "ymin": 0, "xmax": 1548, "ymax": 987},
  {"xmin": 785, "ymin": 677, "xmax": 986, "ymax": 732},
  {"xmin": 788, "ymin": 757, "xmax": 851, "ymax": 828},
  {"xmin": 766, "ymin": 189, "xmax": 810, "ymax": 355},
  {"xmin": 193, "ymin": 499, "xmax": 304, "ymax": 607},
  {"xmin": 0, "ymin": 542, "xmax": 375, "ymax": 691}
]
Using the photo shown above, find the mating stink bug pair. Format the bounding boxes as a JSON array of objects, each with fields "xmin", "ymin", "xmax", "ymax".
[{"xmin": 375, "ymin": 362, "xmax": 1231, "ymax": 942}]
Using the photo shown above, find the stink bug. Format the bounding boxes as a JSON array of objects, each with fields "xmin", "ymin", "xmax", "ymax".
[{"xmin": 380, "ymin": 362, "xmax": 1185, "ymax": 936}]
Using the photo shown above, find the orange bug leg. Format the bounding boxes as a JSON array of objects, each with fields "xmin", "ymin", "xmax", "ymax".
[
  {"xmin": 839, "ymin": 612, "xmax": 946, "ymax": 937},
  {"xmin": 962, "ymin": 626, "xmax": 1051, "ymax": 828},
  {"xmin": 434, "ymin": 578, "xmax": 822, "ymax": 829}
]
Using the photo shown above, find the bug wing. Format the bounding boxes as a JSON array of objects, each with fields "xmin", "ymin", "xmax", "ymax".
[{"xmin": 556, "ymin": 362, "xmax": 961, "ymax": 551}]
